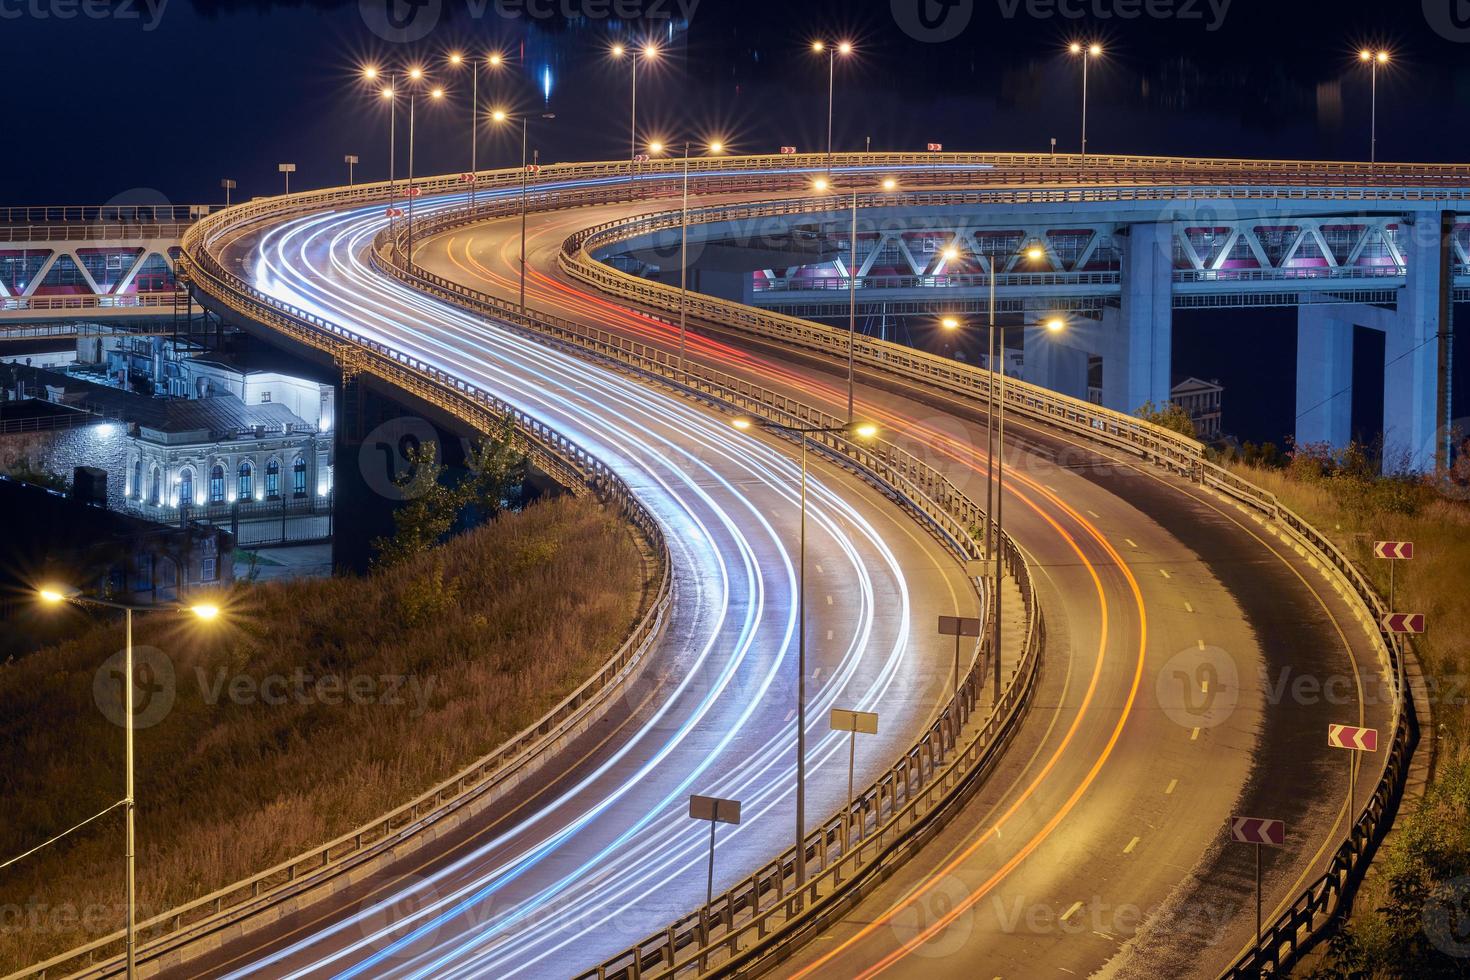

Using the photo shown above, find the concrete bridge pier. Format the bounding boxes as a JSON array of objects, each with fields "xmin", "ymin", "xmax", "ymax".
[
  {"xmin": 1294, "ymin": 210, "xmax": 1453, "ymax": 471},
  {"xmin": 1026, "ymin": 221, "xmax": 1174, "ymax": 414}
]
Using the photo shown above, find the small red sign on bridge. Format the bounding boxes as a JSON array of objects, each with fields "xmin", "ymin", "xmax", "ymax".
[
  {"xmin": 1381, "ymin": 612, "xmax": 1425, "ymax": 634},
  {"xmin": 1230, "ymin": 817, "xmax": 1285, "ymax": 847},
  {"xmin": 1328, "ymin": 724, "xmax": 1379, "ymax": 752},
  {"xmin": 927, "ymin": 142, "xmax": 943, "ymax": 152},
  {"xmin": 1374, "ymin": 541, "xmax": 1413, "ymax": 559},
  {"xmin": 779, "ymin": 146, "xmax": 797, "ymax": 155}
]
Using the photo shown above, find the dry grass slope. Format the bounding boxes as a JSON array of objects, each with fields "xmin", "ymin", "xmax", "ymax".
[{"xmin": 0, "ymin": 495, "xmax": 652, "ymax": 970}]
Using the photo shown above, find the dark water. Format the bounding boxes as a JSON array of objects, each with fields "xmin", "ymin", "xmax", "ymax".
[{"xmin": 5, "ymin": 0, "xmax": 1466, "ymax": 443}]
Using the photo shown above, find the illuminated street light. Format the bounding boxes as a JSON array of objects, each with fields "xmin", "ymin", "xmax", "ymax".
[
  {"xmin": 813, "ymin": 173, "xmax": 901, "ymax": 418},
  {"xmin": 728, "ymin": 415, "xmax": 878, "ymax": 899},
  {"xmin": 651, "ymin": 137, "xmax": 726, "ymax": 380},
  {"xmin": 941, "ymin": 316, "xmax": 961, "ymax": 331},
  {"xmin": 611, "ymin": 41, "xmax": 660, "ymax": 163},
  {"xmin": 1045, "ymin": 316, "xmax": 1067, "ymax": 333},
  {"xmin": 1068, "ymin": 41, "xmax": 1103, "ymax": 163},
  {"xmin": 492, "ymin": 108, "xmax": 557, "ymax": 312},
  {"xmin": 812, "ymin": 38, "xmax": 855, "ymax": 161},
  {"xmin": 1358, "ymin": 49, "xmax": 1391, "ymax": 165},
  {"xmin": 448, "ymin": 51, "xmax": 509, "ymax": 207},
  {"xmin": 36, "ymin": 587, "xmax": 222, "ymax": 979}
]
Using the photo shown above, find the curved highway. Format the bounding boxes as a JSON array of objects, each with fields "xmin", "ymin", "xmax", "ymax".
[
  {"xmin": 169, "ymin": 188, "xmax": 978, "ymax": 979},
  {"xmin": 411, "ymin": 177, "xmax": 1391, "ymax": 978},
  {"xmin": 163, "ymin": 160, "xmax": 1394, "ymax": 980}
]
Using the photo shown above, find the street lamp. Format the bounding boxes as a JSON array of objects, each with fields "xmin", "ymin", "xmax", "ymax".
[
  {"xmin": 448, "ymin": 51, "xmax": 507, "ymax": 207},
  {"xmin": 363, "ymin": 65, "xmax": 398, "ymax": 236},
  {"xmin": 650, "ymin": 138, "xmax": 725, "ymax": 380},
  {"xmin": 812, "ymin": 174, "xmax": 899, "ymax": 420},
  {"xmin": 729, "ymin": 414, "xmax": 878, "ymax": 899},
  {"xmin": 610, "ymin": 41, "xmax": 659, "ymax": 162},
  {"xmin": 811, "ymin": 39, "xmax": 854, "ymax": 163},
  {"xmin": 1358, "ymin": 49, "xmax": 1390, "ymax": 165},
  {"xmin": 36, "ymin": 587, "xmax": 220, "ymax": 979},
  {"xmin": 492, "ymin": 108, "xmax": 556, "ymax": 313},
  {"xmin": 1068, "ymin": 42, "xmax": 1103, "ymax": 164}
]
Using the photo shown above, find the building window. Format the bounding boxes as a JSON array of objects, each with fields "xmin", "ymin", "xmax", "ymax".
[
  {"xmin": 202, "ymin": 557, "xmax": 217, "ymax": 581},
  {"xmin": 132, "ymin": 460, "xmax": 142, "ymax": 499},
  {"xmin": 178, "ymin": 467, "xmax": 194, "ymax": 507},
  {"xmin": 260, "ymin": 391, "xmax": 271, "ymax": 403},
  {"xmin": 266, "ymin": 458, "xmax": 281, "ymax": 499},
  {"xmin": 210, "ymin": 464, "xmax": 225, "ymax": 503},
  {"xmin": 148, "ymin": 467, "xmax": 161, "ymax": 505},
  {"xmin": 292, "ymin": 456, "xmax": 307, "ymax": 498},
  {"xmin": 238, "ymin": 460, "xmax": 254, "ymax": 499}
]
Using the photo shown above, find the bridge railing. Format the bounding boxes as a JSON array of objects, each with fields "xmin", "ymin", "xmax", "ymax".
[
  {"xmin": 368, "ymin": 218, "xmax": 1042, "ymax": 980},
  {"xmin": 0, "ymin": 206, "xmax": 209, "ymax": 225},
  {"xmin": 0, "ymin": 222, "xmax": 197, "ymax": 243},
  {"xmin": 552, "ymin": 185, "xmax": 1417, "ymax": 978}
]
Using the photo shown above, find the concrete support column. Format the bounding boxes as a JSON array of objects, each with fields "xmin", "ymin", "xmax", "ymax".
[
  {"xmin": 1098, "ymin": 221, "xmax": 1174, "ymax": 414},
  {"xmin": 1388, "ymin": 211, "xmax": 1452, "ymax": 471},
  {"xmin": 1294, "ymin": 306, "xmax": 1354, "ymax": 451},
  {"xmin": 1023, "ymin": 326, "xmax": 1090, "ymax": 400}
]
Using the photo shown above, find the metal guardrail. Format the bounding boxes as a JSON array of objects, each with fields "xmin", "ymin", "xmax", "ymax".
[
  {"xmin": 8, "ymin": 245, "xmax": 677, "ymax": 980},
  {"xmin": 0, "ymin": 292, "xmax": 187, "ymax": 313},
  {"xmin": 368, "ymin": 220, "xmax": 1041, "ymax": 980},
  {"xmin": 553, "ymin": 187, "xmax": 1416, "ymax": 978},
  {"xmin": 0, "ymin": 206, "xmax": 208, "ymax": 225},
  {"xmin": 0, "ymin": 224, "xmax": 195, "ymax": 244}
]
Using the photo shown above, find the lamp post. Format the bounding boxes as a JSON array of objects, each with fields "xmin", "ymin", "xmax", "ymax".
[
  {"xmin": 729, "ymin": 415, "xmax": 878, "ymax": 900},
  {"xmin": 36, "ymin": 587, "xmax": 220, "ymax": 980},
  {"xmin": 405, "ymin": 72, "xmax": 444, "ymax": 265},
  {"xmin": 493, "ymin": 109, "xmax": 556, "ymax": 313},
  {"xmin": 1359, "ymin": 49, "xmax": 1390, "ymax": 165},
  {"xmin": 944, "ymin": 244, "xmax": 1051, "ymax": 701},
  {"xmin": 1068, "ymin": 42, "xmax": 1102, "ymax": 165},
  {"xmin": 610, "ymin": 42, "xmax": 659, "ymax": 164},
  {"xmin": 811, "ymin": 40, "xmax": 853, "ymax": 165},
  {"xmin": 449, "ymin": 51, "xmax": 505, "ymax": 207},
  {"xmin": 651, "ymin": 138, "xmax": 724, "ymax": 379},
  {"xmin": 363, "ymin": 66, "xmax": 397, "ymax": 237},
  {"xmin": 813, "ymin": 174, "xmax": 897, "ymax": 421}
]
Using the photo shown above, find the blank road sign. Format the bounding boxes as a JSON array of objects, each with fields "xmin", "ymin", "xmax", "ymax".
[
  {"xmin": 1230, "ymin": 817, "xmax": 1285, "ymax": 847},
  {"xmin": 1374, "ymin": 541, "xmax": 1413, "ymax": 559},
  {"xmin": 830, "ymin": 708, "xmax": 879, "ymax": 735},
  {"xmin": 1328, "ymin": 724, "xmax": 1379, "ymax": 752},
  {"xmin": 1381, "ymin": 613, "xmax": 1425, "ymax": 634},
  {"xmin": 689, "ymin": 795, "xmax": 741, "ymax": 825},
  {"xmin": 938, "ymin": 615, "xmax": 982, "ymax": 637}
]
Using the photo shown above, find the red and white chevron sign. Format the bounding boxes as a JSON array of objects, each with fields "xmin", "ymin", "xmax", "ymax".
[
  {"xmin": 1328, "ymin": 724, "xmax": 1379, "ymax": 752},
  {"xmin": 1374, "ymin": 541, "xmax": 1413, "ymax": 559},
  {"xmin": 1382, "ymin": 612, "xmax": 1426, "ymax": 634},
  {"xmin": 1230, "ymin": 817, "xmax": 1285, "ymax": 846}
]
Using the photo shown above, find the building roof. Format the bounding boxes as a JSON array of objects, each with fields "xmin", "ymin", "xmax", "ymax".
[{"xmin": 1171, "ymin": 376, "xmax": 1224, "ymax": 396}]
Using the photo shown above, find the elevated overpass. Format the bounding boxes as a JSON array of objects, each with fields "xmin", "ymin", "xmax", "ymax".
[{"xmin": 9, "ymin": 153, "xmax": 1420, "ymax": 980}]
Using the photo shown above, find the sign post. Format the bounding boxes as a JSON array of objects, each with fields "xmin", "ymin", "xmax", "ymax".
[
  {"xmin": 937, "ymin": 614, "xmax": 982, "ymax": 699},
  {"xmin": 688, "ymin": 795, "xmax": 741, "ymax": 910},
  {"xmin": 277, "ymin": 163, "xmax": 296, "ymax": 195},
  {"xmin": 1373, "ymin": 540, "xmax": 1413, "ymax": 607},
  {"xmin": 344, "ymin": 154, "xmax": 360, "ymax": 185},
  {"xmin": 219, "ymin": 178, "xmax": 236, "ymax": 207},
  {"xmin": 829, "ymin": 708, "xmax": 879, "ymax": 848},
  {"xmin": 1328, "ymin": 724, "xmax": 1380, "ymax": 828},
  {"xmin": 1230, "ymin": 816, "xmax": 1286, "ymax": 946}
]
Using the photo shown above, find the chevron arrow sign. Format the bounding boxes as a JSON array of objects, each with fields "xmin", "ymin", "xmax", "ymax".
[
  {"xmin": 1230, "ymin": 817, "xmax": 1285, "ymax": 847},
  {"xmin": 1381, "ymin": 612, "xmax": 1426, "ymax": 634},
  {"xmin": 1373, "ymin": 541, "xmax": 1413, "ymax": 559},
  {"xmin": 1328, "ymin": 724, "xmax": 1379, "ymax": 752}
]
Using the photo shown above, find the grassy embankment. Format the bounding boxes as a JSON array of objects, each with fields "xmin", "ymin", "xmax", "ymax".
[
  {"xmin": 1222, "ymin": 458, "xmax": 1469, "ymax": 976},
  {"xmin": 0, "ymin": 495, "xmax": 653, "ymax": 970}
]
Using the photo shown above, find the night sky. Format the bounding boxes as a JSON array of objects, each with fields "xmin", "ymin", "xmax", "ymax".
[{"xmin": 6, "ymin": 0, "xmax": 1468, "ymax": 443}]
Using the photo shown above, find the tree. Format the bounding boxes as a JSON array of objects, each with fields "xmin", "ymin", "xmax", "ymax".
[
  {"xmin": 371, "ymin": 441, "xmax": 459, "ymax": 568},
  {"xmin": 1135, "ymin": 400, "xmax": 1197, "ymax": 439},
  {"xmin": 460, "ymin": 415, "xmax": 526, "ymax": 519}
]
